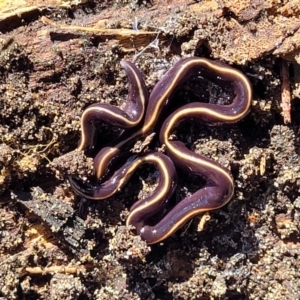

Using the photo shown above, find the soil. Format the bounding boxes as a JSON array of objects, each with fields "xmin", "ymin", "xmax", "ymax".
[{"xmin": 0, "ymin": 0, "xmax": 300, "ymax": 299}]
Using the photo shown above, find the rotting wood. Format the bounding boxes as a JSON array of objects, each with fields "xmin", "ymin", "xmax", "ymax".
[
  {"xmin": 280, "ymin": 60, "xmax": 292, "ymax": 124},
  {"xmin": 41, "ymin": 16, "xmax": 160, "ymax": 52}
]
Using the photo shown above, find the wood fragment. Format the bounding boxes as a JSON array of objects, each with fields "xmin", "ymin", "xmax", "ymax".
[
  {"xmin": 41, "ymin": 16, "xmax": 160, "ymax": 51},
  {"xmin": 280, "ymin": 60, "xmax": 292, "ymax": 124},
  {"xmin": 197, "ymin": 212, "xmax": 211, "ymax": 232},
  {"xmin": 19, "ymin": 265, "xmax": 89, "ymax": 275},
  {"xmin": 41, "ymin": 16, "xmax": 158, "ymax": 38}
]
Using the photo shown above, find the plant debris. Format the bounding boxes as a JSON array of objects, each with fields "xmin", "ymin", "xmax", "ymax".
[{"xmin": 0, "ymin": 0, "xmax": 300, "ymax": 299}]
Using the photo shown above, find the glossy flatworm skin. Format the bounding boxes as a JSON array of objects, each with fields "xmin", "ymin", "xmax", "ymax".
[
  {"xmin": 70, "ymin": 57, "xmax": 252, "ymax": 244},
  {"xmin": 78, "ymin": 61, "xmax": 148, "ymax": 179},
  {"xmin": 139, "ymin": 58, "xmax": 252, "ymax": 243}
]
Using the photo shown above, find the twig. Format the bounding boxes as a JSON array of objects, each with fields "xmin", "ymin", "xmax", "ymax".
[
  {"xmin": 19, "ymin": 265, "xmax": 89, "ymax": 275},
  {"xmin": 41, "ymin": 16, "xmax": 158, "ymax": 39}
]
